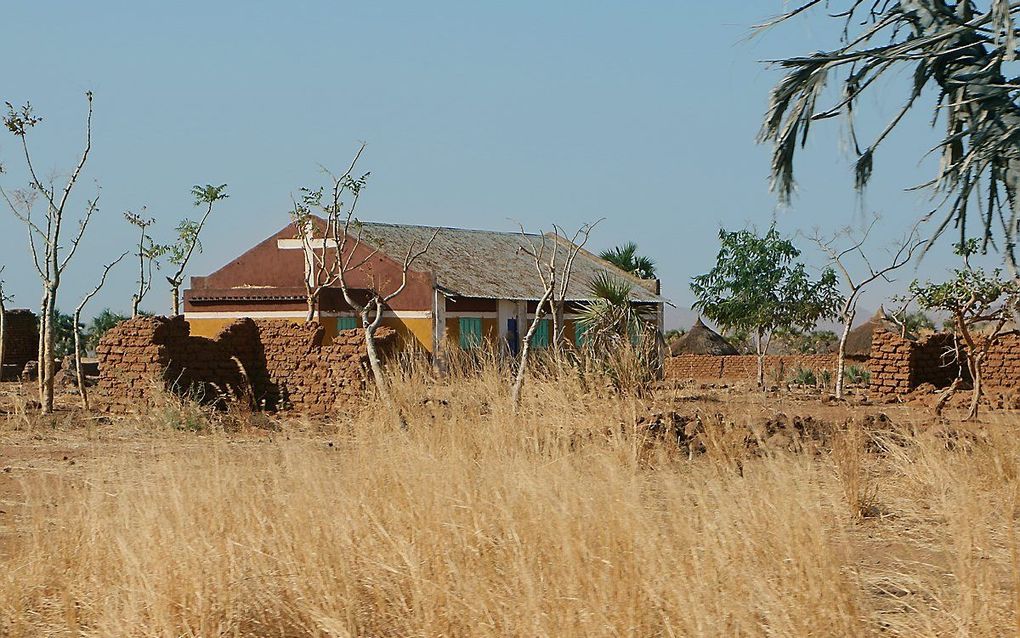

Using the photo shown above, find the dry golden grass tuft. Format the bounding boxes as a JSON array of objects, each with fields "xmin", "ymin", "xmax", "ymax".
[{"xmin": 1, "ymin": 367, "xmax": 1019, "ymax": 636}]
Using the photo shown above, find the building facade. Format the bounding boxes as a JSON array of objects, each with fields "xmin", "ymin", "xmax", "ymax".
[{"xmin": 184, "ymin": 221, "xmax": 666, "ymax": 354}]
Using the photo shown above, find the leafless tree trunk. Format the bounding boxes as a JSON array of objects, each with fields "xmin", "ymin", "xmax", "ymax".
[
  {"xmin": 755, "ymin": 330, "xmax": 768, "ymax": 389},
  {"xmin": 297, "ymin": 147, "xmax": 438, "ymax": 427},
  {"xmin": 548, "ymin": 220, "xmax": 602, "ymax": 350},
  {"xmin": 292, "ymin": 145, "xmax": 366, "ymax": 322},
  {"xmin": 511, "ymin": 222, "xmax": 601, "ymax": 408},
  {"xmin": 1, "ymin": 92, "xmax": 95, "ymax": 413},
  {"xmin": 335, "ymin": 219, "xmax": 438, "ymax": 427},
  {"xmin": 0, "ymin": 270, "xmax": 7, "ymax": 380},
  {"xmin": 510, "ymin": 289, "xmax": 552, "ymax": 411},
  {"xmin": 809, "ymin": 218, "xmax": 922, "ymax": 399},
  {"xmin": 513, "ymin": 230, "xmax": 559, "ymax": 411},
  {"xmin": 73, "ymin": 252, "xmax": 128, "ymax": 410}
]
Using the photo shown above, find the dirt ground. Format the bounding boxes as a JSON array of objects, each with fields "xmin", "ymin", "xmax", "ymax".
[{"xmin": 2, "ymin": 377, "xmax": 1018, "ymax": 635}]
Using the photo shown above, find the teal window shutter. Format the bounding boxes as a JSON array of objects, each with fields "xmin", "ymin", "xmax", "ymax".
[
  {"xmin": 459, "ymin": 317, "xmax": 482, "ymax": 349},
  {"xmin": 531, "ymin": 319, "xmax": 549, "ymax": 348},
  {"xmin": 337, "ymin": 316, "xmax": 358, "ymax": 331},
  {"xmin": 575, "ymin": 321, "xmax": 587, "ymax": 346}
]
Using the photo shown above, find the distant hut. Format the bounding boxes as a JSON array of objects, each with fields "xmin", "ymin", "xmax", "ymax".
[
  {"xmin": 843, "ymin": 308, "xmax": 900, "ymax": 359},
  {"xmin": 670, "ymin": 318, "xmax": 738, "ymax": 356}
]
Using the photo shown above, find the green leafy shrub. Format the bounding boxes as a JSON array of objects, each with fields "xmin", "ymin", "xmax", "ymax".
[
  {"xmin": 790, "ymin": 367, "xmax": 817, "ymax": 386},
  {"xmin": 843, "ymin": 365, "xmax": 870, "ymax": 386}
]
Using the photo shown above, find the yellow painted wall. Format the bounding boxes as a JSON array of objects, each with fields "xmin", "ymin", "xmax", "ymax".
[
  {"xmin": 378, "ymin": 317, "xmax": 433, "ymax": 353},
  {"xmin": 186, "ymin": 316, "xmax": 435, "ymax": 352},
  {"xmin": 187, "ymin": 318, "xmax": 246, "ymax": 339}
]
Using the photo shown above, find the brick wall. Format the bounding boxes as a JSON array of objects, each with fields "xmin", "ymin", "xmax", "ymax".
[
  {"xmin": 665, "ymin": 353, "xmax": 843, "ymax": 382},
  {"xmin": 97, "ymin": 316, "xmax": 396, "ymax": 414},
  {"xmin": 868, "ymin": 330, "xmax": 1020, "ymax": 395},
  {"xmin": 2, "ymin": 309, "xmax": 38, "ymax": 380},
  {"xmin": 983, "ymin": 332, "xmax": 1020, "ymax": 387}
]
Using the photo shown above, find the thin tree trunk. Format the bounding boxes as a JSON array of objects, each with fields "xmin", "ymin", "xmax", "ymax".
[
  {"xmin": 966, "ymin": 352, "xmax": 983, "ymax": 421},
  {"xmin": 42, "ymin": 287, "xmax": 56, "ymax": 413},
  {"xmin": 73, "ymin": 309, "xmax": 89, "ymax": 410},
  {"xmin": 511, "ymin": 294, "xmax": 552, "ymax": 411},
  {"xmin": 36, "ymin": 293, "xmax": 46, "ymax": 401},
  {"xmin": 756, "ymin": 331, "xmax": 766, "ymax": 389},
  {"xmin": 835, "ymin": 312, "xmax": 853, "ymax": 400},
  {"xmin": 0, "ymin": 292, "xmax": 6, "ymax": 382},
  {"xmin": 362, "ymin": 307, "xmax": 406, "ymax": 429},
  {"xmin": 171, "ymin": 284, "xmax": 181, "ymax": 317},
  {"xmin": 305, "ymin": 296, "xmax": 315, "ymax": 323}
]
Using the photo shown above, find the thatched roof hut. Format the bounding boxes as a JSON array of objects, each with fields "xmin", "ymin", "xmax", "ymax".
[
  {"xmin": 844, "ymin": 308, "xmax": 900, "ymax": 358},
  {"xmin": 670, "ymin": 318, "xmax": 738, "ymax": 356}
]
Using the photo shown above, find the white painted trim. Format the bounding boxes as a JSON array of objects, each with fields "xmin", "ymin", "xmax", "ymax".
[
  {"xmin": 446, "ymin": 311, "xmax": 499, "ymax": 319},
  {"xmin": 278, "ymin": 238, "xmax": 339, "ymax": 250},
  {"xmin": 185, "ymin": 311, "xmax": 309, "ymax": 320},
  {"xmin": 386, "ymin": 310, "xmax": 432, "ymax": 320}
]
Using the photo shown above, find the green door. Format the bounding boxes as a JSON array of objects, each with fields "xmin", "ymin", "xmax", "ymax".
[{"xmin": 459, "ymin": 317, "xmax": 482, "ymax": 349}]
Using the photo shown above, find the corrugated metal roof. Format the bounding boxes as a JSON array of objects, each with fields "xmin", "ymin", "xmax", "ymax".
[{"xmin": 354, "ymin": 222, "xmax": 668, "ymax": 304}]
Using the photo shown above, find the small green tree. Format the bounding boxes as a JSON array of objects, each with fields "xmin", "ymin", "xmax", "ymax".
[
  {"xmin": 84, "ymin": 308, "xmax": 129, "ymax": 352},
  {"xmin": 124, "ymin": 210, "xmax": 166, "ymax": 318},
  {"xmin": 775, "ymin": 328, "xmax": 839, "ymax": 355},
  {"xmin": 599, "ymin": 242, "xmax": 656, "ymax": 279},
  {"xmin": 691, "ymin": 226, "xmax": 842, "ymax": 388},
  {"xmin": 910, "ymin": 261, "xmax": 1019, "ymax": 421},
  {"xmin": 166, "ymin": 184, "xmax": 228, "ymax": 316},
  {"xmin": 51, "ymin": 310, "xmax": 78, "ymax": 360}
]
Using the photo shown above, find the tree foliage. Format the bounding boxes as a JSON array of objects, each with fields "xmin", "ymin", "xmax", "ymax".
[
  {"xmin": 577, "ymin": 271, "xmax": 657, "ymax": 352},
  {"xmin": 758, "ymin": 1, "xmax": 1020, "ymax": 281},
  {"xmin": 692, "ymin": 227, "xmax": 842, "ymax": 344},
  {"xmin": 83, "ymin": 309, "xmax": 129, "ymax": 352},
  {"xmin": 599, "ymin": 242, "xmax": 656, "ymax": 279},
  {"xmin": 910, "ymin": 251, "xmax": 1019, "ymax": 418},
  {"xmin": 691, "ymin": 227, "xmax": 842, "ymax": 386}
]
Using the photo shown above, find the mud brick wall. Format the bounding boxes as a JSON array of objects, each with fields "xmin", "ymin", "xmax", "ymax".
[
  {"xmin": 869, "ymin": 331, "xmax": 964, "ymax": 395},
  {"xmin": 97, "ymin": 316, "xmax": 396, "ymax": 414},
  {"xmin": 1, "ymin": 309, "xmax": 38, "ymax": 380},
  {"xmin": 666, "ymin": 354, "xmax": 842, "ymax": 382},
  {"xmin": 983, "ymin": 333, "xmax": 1020, "ymax": 388}
]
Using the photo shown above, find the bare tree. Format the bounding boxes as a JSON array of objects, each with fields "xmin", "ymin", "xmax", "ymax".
[
  {"xmin": 548, "ymin": 220, "xmax": 602, "ymax": 348},
  {"xmin": 124, "ymin": 209, "xmax": 164, "ymax": 318},
  {"xmin": 758, "ymin": 2, "xmax": 1020, "ymax": 289},
  {"xmin": 73, "ymin": 252, "xmax": 128, "ymax": 410},
  {"xmin": 511, "ymin": 233, "xmax": 557, "ymax": 412},
  {"xmin": 333, "ymin": 214, "xmax": 437, "ymax": 422},
  {"xmin": 290, "ymin": 145, "xmax": 367, "ymax": 322},
  {"xmin": 166, "ymin": 184, "xmax": 228, "ymax": 316},
  {"xmin": 0, "ymin": 267, "xmax": 7, "ymax": 380},
  {"xmin": 0, "ymin": 92, "xmax": 96, "ymax": 413},
  {"xmin": 809, "ymin": 217, "xmax": 924, "ymax": 399},
  {"xmin": 297, "ymin": 147, "xmax": 438, "ymax": 425},
  {"xmin": 511, "ymin": 223, "xmax": 596, "ymax": 410}
]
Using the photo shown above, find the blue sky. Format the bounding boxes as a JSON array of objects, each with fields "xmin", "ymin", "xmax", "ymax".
[{"xmin": 0, "ymin": 1, "xmax": 994, "ymax": 328}]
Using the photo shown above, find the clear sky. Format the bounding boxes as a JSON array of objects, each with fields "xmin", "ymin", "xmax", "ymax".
[{"xmin": 0, "ymin": 1, "xmax": 996, "ymax": 328}]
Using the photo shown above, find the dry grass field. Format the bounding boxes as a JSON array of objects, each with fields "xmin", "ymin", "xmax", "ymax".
[{"xmin": 1, "ymin": 365, "xmax": 1019, "ymax": 637}]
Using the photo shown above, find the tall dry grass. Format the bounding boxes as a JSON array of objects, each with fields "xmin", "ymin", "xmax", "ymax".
[{"xmin": 1, "ymin": 362, "xmax": 1019, "ymax": 636}]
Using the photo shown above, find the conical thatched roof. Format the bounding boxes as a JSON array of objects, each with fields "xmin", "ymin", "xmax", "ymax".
[
  {"xmin": 844, "ymin": 307, "xmax": 900, "ymax": 358},
  {"xmin": 670, "ymin": 318, "xmax": 738, "ymax": 356}
]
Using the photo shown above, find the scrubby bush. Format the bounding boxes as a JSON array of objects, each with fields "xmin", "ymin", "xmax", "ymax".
[{"xmin": 843, "ymin": 365, "xmax": 870, "ymax": 386}]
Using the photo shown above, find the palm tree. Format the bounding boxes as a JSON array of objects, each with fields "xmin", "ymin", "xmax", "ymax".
[
  {"xmin": 576, "ymin": 271, "xmax": 660, "ymax": 386},
  {"xmin": 599, "ymin": 242, "xmax": 656, "ymax": 279},
  {"xmin": 577, "ymin": 271, "xmax": 656, "ymax": 353},
  {"xmin": 758, "ymin": 1, "xmax": 1020, "ymax": 286}
]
